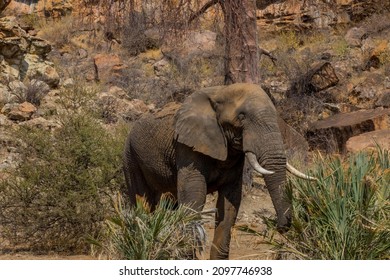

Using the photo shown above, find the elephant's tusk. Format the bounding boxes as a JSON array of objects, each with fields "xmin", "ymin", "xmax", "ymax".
[
  {"xmin": 245, "ymin": 152, "xmax": 274, "ymax": 175},
  {"xmin": 286, "ymin": 162, "xmax": 318, "ymax": 181}
]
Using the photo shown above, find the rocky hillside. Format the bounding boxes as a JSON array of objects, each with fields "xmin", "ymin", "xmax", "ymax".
[
  {"xmin": 0, "ymin": 0, "xmax": 389, "ymax": 257},
  {"xmin": 1, "ymin": 0, "xmax": 389, "ymax": 172}
]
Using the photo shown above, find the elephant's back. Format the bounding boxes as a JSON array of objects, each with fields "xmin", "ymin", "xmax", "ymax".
[{"xmin": 129, "ymin": 102, "xmax": 179, "ymax": 153}]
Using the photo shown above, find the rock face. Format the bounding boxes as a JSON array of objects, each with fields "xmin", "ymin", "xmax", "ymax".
[
  {"xmin": 93, "ymin": 53, "xmax": 126, "ymax": 83},
  {"xmin": 376, "ymin": 91, "xmax": 390, "ymax": 108},
  {"xmin": 348, "ymin": 72, "xmax": 386, "ymax": 109},
  {"xmin": 346, "ymin": 129, "xmax": 390, "ymax": 153},
  {"xmin": 256, "ymin": 0, "xmax": 387, "ymax": 30},
  {"xmin": 0, "ymin": 16, "xmax": 59, "ymax": 104},
  {"xmin": 307, "ymin": 107, "xmax": 390, "ymax": 152},
  {"xmin": 4, "ymin": 0, "xmax": 72, "ymax": 18}
]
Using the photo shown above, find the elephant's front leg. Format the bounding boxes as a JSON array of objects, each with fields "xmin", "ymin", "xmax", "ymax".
[{"xmin": 211, "ymin": 183, "xmax": 242, "ymax": 260}]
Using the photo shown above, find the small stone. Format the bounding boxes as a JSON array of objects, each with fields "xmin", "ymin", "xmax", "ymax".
[
  {"xmin": 62, "ymin": 78, "xmax": 74, "ymax": 88},
  {"xmin": 19, "ymin": 117, "xmax": 59, "ymax": 130}
]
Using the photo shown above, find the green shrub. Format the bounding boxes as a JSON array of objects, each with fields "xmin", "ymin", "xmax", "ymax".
[
  {"xmin": 0, "ymin": 85, "xmax": 126, "ymax": 253},
  {"xmin": 94, "ymin": 194, "xmax": 206, "ymax": 260},
  {"xmin": 241, "ymin": 148, "xmax": 390, "ymax": 260},
  {"xmin": 279, "ymin": 30, "xmax": 301, "ymax": 51},
  {"xmin": 332, "ymin": 37, "xmax": 350, "ymax": 59}
]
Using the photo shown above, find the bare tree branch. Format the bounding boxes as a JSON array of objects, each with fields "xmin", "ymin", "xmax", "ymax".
[
  {"xmin": 0, "ymin": 0, "xmax": 12, "ymax": 13},
  {"xmin": 259, "ymin": 47, "xmax": 277, "ymax": 65},
  {"xmin": 188, "ymin": 0, "xmax": 221, "ymax": 25}
]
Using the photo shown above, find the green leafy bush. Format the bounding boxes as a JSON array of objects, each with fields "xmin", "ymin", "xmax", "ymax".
[
  {"xmin": 242, "ymin": 149, "xmax": 390, "ymax": 259},
  {"xmin": 0, "ymin": 86, "xmax": 126, "ymax": 253},
  {"xmin": 95, "ymin": 194, "xmax": 206, "ymax": 260}
]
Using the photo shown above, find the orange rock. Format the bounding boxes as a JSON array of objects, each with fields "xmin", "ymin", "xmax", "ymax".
[
  {"xmin": 346, "ymin": 130, "xmax": 390, "ymax": 153},
  {"xmin": 5, "ymin": 102, "xmax": 37, "ymax": 121},
  {"xmin": 93, "ymin": 53, "xmax": 126, "ymax": 83},
  {"xmin": 372, "ymin": 40, "xmax": 388, "ymax": 57},
  {"xmin": 18, "ymin": 102, "xmax": 37, "ymax": 114}
]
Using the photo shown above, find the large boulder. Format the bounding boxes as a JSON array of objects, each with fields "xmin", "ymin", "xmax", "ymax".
[
  {"xmin": 345, "ymin": 27, "xmax": 367, "ymax": 47},
  {"xmin": 19, "ymin": 116, "xmax": 59, "ymax": 130},
  {"xmin": 307, "ymin": 107, "xmax": 390, "ymax": 152},
  {"xmin": 346, "ymin": 129, "xmax": 390, "ymax": 153}
]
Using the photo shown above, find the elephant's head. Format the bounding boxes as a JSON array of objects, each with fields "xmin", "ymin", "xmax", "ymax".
[{"xmin": 174, "ymin": 83, "xmax": 311, "ymax": 232}]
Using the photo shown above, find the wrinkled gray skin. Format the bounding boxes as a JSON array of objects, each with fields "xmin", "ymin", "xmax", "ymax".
[{"xmin": 123, "ymin": 83, "xmax": 291, "ymax": 259}]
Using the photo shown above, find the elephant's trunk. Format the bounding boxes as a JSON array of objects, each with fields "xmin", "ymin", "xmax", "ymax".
[
  {"xmin": 258, "ymin": 149, "xmax": 291, "ymax": 233},
  {"xmin": 263, "ymin": 164, "xmax": 291, "ymax": 233},
  {"xmin": 243, "ymin": 128, "xmax": 292, "ymax": 233}
]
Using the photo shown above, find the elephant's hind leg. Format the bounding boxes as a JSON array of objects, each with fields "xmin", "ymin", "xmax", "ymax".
[
  {"xmin": 124, "ymin": 146, "xmax": 158, "ymax": 208},
  {"xmin": 128, "ymin": 163, "xmax": 158, "ymax": 207}
]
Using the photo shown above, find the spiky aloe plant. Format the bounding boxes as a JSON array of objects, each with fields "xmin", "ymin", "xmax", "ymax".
[
  {"xmin": 241, "ymin": 148, "xmax": 390, "ymax": 260},
  {"xmin": 96, "ymin": 194, "xmax": 207, "ymax": 260}
]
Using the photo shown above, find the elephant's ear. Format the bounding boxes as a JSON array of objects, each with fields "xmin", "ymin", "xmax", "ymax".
[{"xmin": 174, "ymin": 87, "xmax": 227, "ymax": 161}]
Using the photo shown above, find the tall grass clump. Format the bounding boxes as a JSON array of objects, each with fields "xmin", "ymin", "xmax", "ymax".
[
  {"xmin": 244, "ymin": 149, "xmax": 390, "ymax": 259},
  {"xmin": 95, "ymin": 194, "xmax": 206, "ymax": 260}
]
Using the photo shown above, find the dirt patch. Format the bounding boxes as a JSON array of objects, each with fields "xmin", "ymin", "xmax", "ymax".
[
  {"xmin": 0, "ymin": 253, "xmax": 95, "ymax": 260},
  {"xmin": 200, "ymin": 182, "xmax": 276, "ymax": 260}
]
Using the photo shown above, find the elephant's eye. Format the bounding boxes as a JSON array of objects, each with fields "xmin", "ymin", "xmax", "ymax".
[{"xmin": 237, "ymin": 113, "xmax": 246, "ymax": 121}]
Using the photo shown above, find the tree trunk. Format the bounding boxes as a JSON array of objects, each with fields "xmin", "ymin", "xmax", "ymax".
[
  {"xmin": 221, "ymin": 0, "xmax": 260, "ymax": 187},
  {"xmin": 222, "ymin": 0, "xmax": 259, "ymax": 85},
  {"xmin": 0, "ymin": 0, "xmax": 12, "ymax": 14}
]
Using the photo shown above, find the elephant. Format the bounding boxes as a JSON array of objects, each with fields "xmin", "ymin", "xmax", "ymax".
[{"xmin": 123, "ymin": 83, "xmax": 315, "ymax": 259}]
